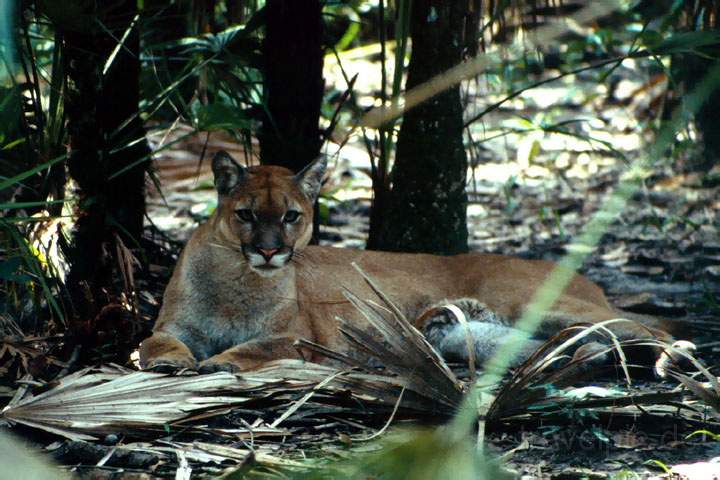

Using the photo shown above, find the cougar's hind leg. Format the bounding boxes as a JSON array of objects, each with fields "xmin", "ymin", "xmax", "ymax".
[
  {"xmin": 417, "ymin": 298, "xmax": 544, "ymax": 368},
  {"xmin": 537, "ymin": 309, "xmax": 695, "ymax": 378},
  {"xmin": 606, "ymin": 316, "xmax": 698, "ymax": 377}
]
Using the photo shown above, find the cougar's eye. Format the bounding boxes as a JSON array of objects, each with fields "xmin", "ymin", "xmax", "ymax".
[
  {"xmin": 283, "ymin": 210, "xmax": 301, "ymax": 223},
  {"xmin": 235, "ymin": 209, "xmax": 254, "ymax": 222}
]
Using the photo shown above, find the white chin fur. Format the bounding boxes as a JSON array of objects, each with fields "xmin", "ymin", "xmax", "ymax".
[{"xmin": 246, "ymin": 252, "xmax": 291, "ymax": 272}]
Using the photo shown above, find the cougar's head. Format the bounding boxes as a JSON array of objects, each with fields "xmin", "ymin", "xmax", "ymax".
[{"xmin": 211, "ymin": 151, "xmax": 325, "ymax": 273}]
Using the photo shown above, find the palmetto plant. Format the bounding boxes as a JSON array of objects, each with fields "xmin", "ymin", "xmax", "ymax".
[{"xmin": 1, "ymin": 1, "xmax": 68, "ymax": 333}]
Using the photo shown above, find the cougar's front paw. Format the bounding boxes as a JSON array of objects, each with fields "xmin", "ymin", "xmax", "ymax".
[
  {"xmin": 199, "ymin": 358, "xmax": 243, "ymax": 374},
  {"xmin": 144, "ymin": 355, "xmax": 198, "ymax": 373}
]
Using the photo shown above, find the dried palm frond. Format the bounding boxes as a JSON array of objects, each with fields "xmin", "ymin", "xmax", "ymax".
[
  {"xmin": 1, "ymin": 335, "xmax": 62, "ymax": 376},
  {"xmin": 1, "ymin": 365, "xmax": 259, "ymax": 441},
  {"xmin": 336, "ymin": 263, "xmax": 465, "ymax": 410},
  {"xmin": 335, "ymin": 267, "xmax": 716, "ymax": 430},
  {"xmin": 337, "ymin": 295, "xmax": 463, "ymax": 410},
  {"xmin": 486, "ymin": 319, "xmax": 637, "ymax": 420},
  {"xmin": 486, "ymin": 320, "xmax": 716, "ymax": 424},
  {"xmin": 1, "ymin": 357, "xmax": 456, "ymax": 441},
  {"xmin": 129, "ymin": 440, "xmax": 309, "ymax": 472},
  {"xmin": 247, "ymin": 359, "xmax": 452, "ymax": 414}
]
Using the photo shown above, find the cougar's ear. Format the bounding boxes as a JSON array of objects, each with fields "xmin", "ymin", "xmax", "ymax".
[
  {"xmin": 295, "ymin": 156, "xmax": 326, "ymax": 201},
  {"xmin": 212, "ymin": 151, "xmax": 245, "ymax": 195}
]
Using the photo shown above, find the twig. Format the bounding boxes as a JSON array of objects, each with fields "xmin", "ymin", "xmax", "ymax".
[
  {"xmin": 323, "ymin": 73, "xmax": 358, "ymax": 143},
  {"xmin": 96, "ymin": 447, "xmax": 118, "ymax": 467},
  {"xmin": 355, "ymin": 387, "xmax": 406, "ymax": 442},
  {"xmin": 6, "ymin": 374, "xmax": 33, "ymax": 409},
  {"xmin": 269, "ymin": 371, "xmax": 347, "ymax": 428},
  {"xmin": 55, "ymin": 345, "xmax": 81, "ymax": 380}
]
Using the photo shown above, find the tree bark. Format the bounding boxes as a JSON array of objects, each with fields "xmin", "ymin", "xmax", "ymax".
[
  {"xmin": 63, "ymin": 2, "xmax": 150, "ymax": 325},
  {"xmin": 677, "ymin": 54, "xmax": 720, "ymax": 172},
  {"xmin": 259, "ymin": 0, "xmax": 324, "ymax": 172},
  {"xmin": 259, "ymin": 0, "xmax": 324, "ymax": 242},
  {"xmin": 660, "ymin": 0, "xmax": 719, "ymax": 172},
  {"xmin": 367, "ymin": 1, "xmax": 469, "ymax": 255}
]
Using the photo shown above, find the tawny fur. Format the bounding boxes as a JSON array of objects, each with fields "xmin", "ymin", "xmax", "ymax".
[{"xmin": 139, "ymin": 152, "xmax": 674, "ymax": 373}]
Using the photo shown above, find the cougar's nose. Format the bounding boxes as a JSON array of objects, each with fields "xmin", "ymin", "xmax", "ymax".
[{"xmin": 258, "ymin": 247, "xmax": 280, "ymax": 260}]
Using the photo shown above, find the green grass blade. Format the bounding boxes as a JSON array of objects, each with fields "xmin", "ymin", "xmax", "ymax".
[{"xmin": 0, "ymin": 154, "xmax": 66, "ymax": 190}]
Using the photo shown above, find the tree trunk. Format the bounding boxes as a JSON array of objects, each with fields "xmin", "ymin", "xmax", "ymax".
[
  {"xmin": 259, "ymin": 0, "xmax": 324, "ymax": 242},
  {"xmin": 259, "ymin": 0, "xmax": 324, "ymax": 172},
  {"xmin": 367, "ymin": 1, "xmax": 469, "ymax": 255},
  {"xmin": 63, "ymin": 3, "xmax": 150, "ymax": 334},
  {"xmin": 677, "ymin": 54, "xmax": 720, "ymax": 172},
  {"xmin": 663, "ymin": 1, "xmax": 719, "ymax": 172}
]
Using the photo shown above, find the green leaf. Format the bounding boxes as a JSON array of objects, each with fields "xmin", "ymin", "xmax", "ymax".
[
  {"xmin": 2, "ymin": 138, "xmax": 26, "ymax": 151},
  {"xmin": 193, "ymin": 102, "xmax": 251, "ymax": 132},
  {"xmin": 652, "ymin": 31, "xmax": 720, "ymax": 55},
  {"xmin": 0, "ymin": 199, "xmax": 68, "ymax": 210},
  {"xmin": 639, "ymin": 30, "xmax": 664, "ymax": 49},
  {"xmin": 241, "ymin": 6, "xmax": 266, "ymax": 37},
  {"xmin": 686, "ymin": 429, "xmax": 720, "ymax": 441},
  {"xmin": 644, "ymin": 459, "xmax": 671, "ymax": 473},
  {"xmin": 318, "ymin": 198, "xmax": 331, "ymax": 224},
  {"xmin": 526, "ymin": 139, "xmax": 541, "ymax": 165},
  {"xmin": 591, "ymin": 427, "xmax": 610, "ymax": 443},
  {"xmin": 0, "ymin": 154, "xmax": 66, "ymax": 191}
]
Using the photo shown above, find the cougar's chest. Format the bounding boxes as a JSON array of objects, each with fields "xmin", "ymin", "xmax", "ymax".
[{"xmin": 191, "ymin": 265, "xmax": 297, "ymax": 356}]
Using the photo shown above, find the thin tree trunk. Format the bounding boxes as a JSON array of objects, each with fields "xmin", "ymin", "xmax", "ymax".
[
  {"xmin": 63, "ymin": 3, "xmax": 150, "ymax": 326},
  {"xmin": 260, "ymin": 0, "xmax": 324, "ymax": 172},
  {"xmin": 368, "ymin": 1, "xmax": 469, "ymax": 254},
  {"xmin": 677, "ymin": 54, "xmax": 720, "ymax": 172},
  {"xmin": 665, "ymin": 1, "xmax": 719, "ymax": 172}
]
